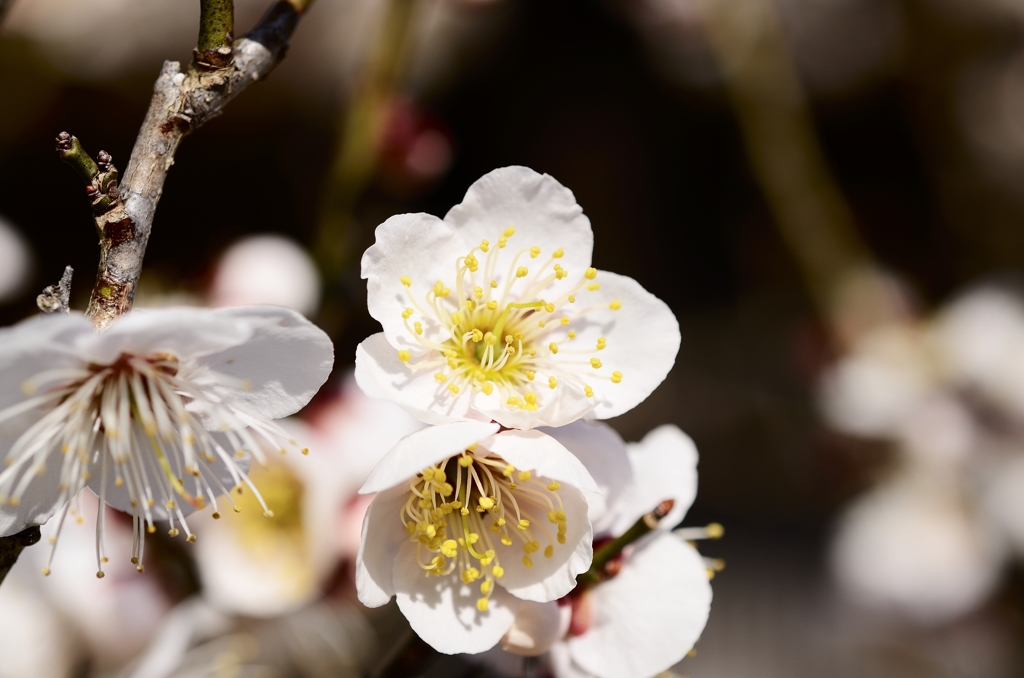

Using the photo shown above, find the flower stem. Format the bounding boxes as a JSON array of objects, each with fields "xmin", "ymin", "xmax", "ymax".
[
  {"xmin": 0, "ymin": 526, "xmax": 40, "ymax": 588},
  {"xmin": 195, "ymin": 0, "xmax": 235, "ymax": 69},
  {"xmin": 577, "ymin": 499, "xmax": 675, "ymax": 585}
]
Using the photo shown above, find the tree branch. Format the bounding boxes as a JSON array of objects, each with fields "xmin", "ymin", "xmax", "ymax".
[
  {"xmin": 56, "ymin": 132, "xmax": 120, "ymax": 215},
  {"xmin": 0, "ymin": 526, "xmax": 40, "ymax": 586},
  {"xmin": 82, "ymin": 0, "xmax": 313, "ymax": 329},
  {"xmin": 577, "ymin": 499, "xmax": 675, "ymax": 585},
  {"xmin": 195, "ymin": 0, "xmax": 235, "ymax": 69}
]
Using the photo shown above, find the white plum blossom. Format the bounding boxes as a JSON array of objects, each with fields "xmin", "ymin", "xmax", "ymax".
[
  {"xmin": 209, "ymin": 234, "xmax": 322, "ymax": 317},
  {"xmin": 355, "ymin": 165, "xmax": 680, "ymax": 429},
  {"xmin": 0, "ymin": 306, "xmax": 333, "ymax": 576},
  {"xmin": 505, "ymin": 423, "xmax": 713, "ymax": 678},
  {"xmin": 355, "ymin": 420, "xmax": 599, "ymax": 654},
  {"xmin": 192, "ymin": 373, "xmax": 423, "ymax": 616}
]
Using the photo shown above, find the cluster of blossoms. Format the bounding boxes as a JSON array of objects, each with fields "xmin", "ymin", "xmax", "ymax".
[
  {"xmin": 0, "ymin": 166, "xmax": 714, "ymax": 678},
  {"xmin": 353, "ymin": 166, "xmax": 716, "ymax": 675},
  {"xmin": 820, "ymin": 285, "xmax": 1024, "ymax": 622}
]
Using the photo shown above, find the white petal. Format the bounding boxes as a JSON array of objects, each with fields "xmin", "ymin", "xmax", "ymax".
[
  {"xmin": 0, "ymin": 445, "xmax": 65, "ymax": 536},
  {"xmin": 541, "ymin": 421, "xmax": 632, "ymax": 529},
  {"xmin": 568, "ymin": 271, "xmax": 679, "ymax": 420},
  {"xmin": 501, "ymin": 600, "xmax": 567, "ymax": 657},
  {"xmin": 355, "ymin": 484, "xmax": 411, "ymax": 607},
  {"xmin": 361, "ymin": 212, "xmax": 469, "ymax": 348},
  {"xmin": 568, "ymin": 533, "xmax": 712, "ymax": 678},
  {"xmin": 192, "ymin": 306, "xmax": 334, "ymax": 420},
  {"xmin": 209, "ymin": 234, "xmax": 321, "ymax": 316},
  {"xmin": 484, "ymin": 429, "xmax": 600, "ymax": 493},
  {"xmin": 443, "ymin": 166, "xmax": 594, "ymax": 306},
  {"xmin": 359, "ymin": 421, "xmax": 499, "ymax": 494},
  {"xmin": 355, "ymin": 333, "xmax": 473, "ymax": 425},
  {"xmin": 606, "ymin": 425, "xmax": 698, "ymax": 535},
  {"xmin": 0, "ymin": 312, "xmax": 92, "ymax": 410},
  {"xmin": 81, "ymin": 307, "xmax": 255, "ymax": 365},
  {"xmin": 549, "ymin": 642, "xmax": 593, "ymax": 678},
  {"xmin": 498, "ymin": 483, "xmax": 593, "ymax": 603},
  {"xmin": 393, "ymin": 539, "xmax": 518, "ymax": 654},
  {"xmin": 487, "ymin": 381, "xmax": 600, "ymax": 431}
]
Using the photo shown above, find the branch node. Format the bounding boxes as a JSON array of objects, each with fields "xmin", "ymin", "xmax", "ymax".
[
  {"xmin": 56, "ymin": 133, "xmax": 120, "ymax": 214},
  {"xmin": 37, "ymin": 266, "xmax": 74, "ymax": 314}
]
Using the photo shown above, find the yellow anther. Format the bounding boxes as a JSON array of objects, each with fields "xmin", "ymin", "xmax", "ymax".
[
  {"xmin": 481, "ymin": 382, "xmax": 494, "ymax": 395},
  {"xmin": 545, "ymin": 545, "xmax": 554, "ymax": 558},
  {"xmin": 423, "ymin": 468, "xmax": 436, "ymax": 480},
  {"xmin": 524, "ymin": 392, "xmax": 538, "ymax": 406},
  {"xmin": 400, "ymin": 276, "xmax": 412, "ymax": 287},
  {"xmin": 484, "ymin": 332, "xmax": 498, "ymax": 346},
  {"xmin": 596, "ymin": 337, "xmax": 607, "ymax": 350},
  {"xmin": 493, "ymin": 565, "xmax": 505, "ymax": 578},
  {"xmin": 544, "ymin": 302, "xmax": 555, "ymax": 313},
  {"xmin": 497, "ymin": 517, "xmax": 506, "ymax": 526},
  {"xmin": 434, "ymin": 280, "xmax": 445, "ymax": 296},
  {"xmin": 518, "ymin": 470, "xmax": 532, "ymax": 481},
  {"xmin": 568, "ymin": 331, "xmax": 576, "ymax": 339},
  {"xmin": 168, "ymin": 528, "xmax": 180, "ymax": 537},
  {"xmin": 263, "ymin": 510, "xmax": 275, "ymax": 518},
  {"xmin": 525, "ymin": 370, "xmax": 535, "ymax": 381},
  {"xmin": 524, "ymin": 540, "xmax": 540, "ymax": 554},
  {"xmin": 187, "ymin": 534, "xmax": 197, "ymax": 543},
  {"xmin": 530, "ymin": 246, "xmax": 541, "ymax": 258},
  {"xmin": 503, "ymin": 226, "xmax": 516, "ymax": 237},
  {"xmin": 549, "ymin": 376, "xmax": 558, "ymax": 389},
  {"xmin": 611, "ymin": 371, "xmax": 623, "ymax": 384},
  {"xmin": 552, "ymin": 248, "xmax": 564, "ymax": 258},
  {"xmin": 538, "ymin": 320, "xmax": 546, "ymax": 328},
  {"xmin": 481, "ymin": 580, "xmax": 493, "ymax": 594},
  {"xmin": 501, "ymin": 535, "xmax": 513, "ymax": 546},
  {"xmin": 461, "ymin": 567, "xmax": 481, "ymax": 583},
  {"xmin": 441, "ymin": 540, "xmax": 459, "ymax": 557},
  {"xmin": 559, "ymin": 317, "xmax": 570, "ymax": 327},
  {"xmin": 474, "ymin": 286, "xmax": 484, "ymax": 299},
  {"xmin": 518, "ymin": 519, "xmax": 530, "ymax": 530},
  {"xmin": 459, "ymin": 455, "xmax": 474, "ymax": 467},
  {"xmin": 549, "ymin": 342, "xmax": 559, "ymax": 354},
  {"xmin": 448, "ymin": 384, "xmax": 460, "ymax": 395},
  {"xmin": 609, "ymin": 300, "xmax": 622, "ymax": 310},
  {"xmin": 479, "ymin": 496, "xmax": 495, "ymax": 510},
  {"xmin": 465, "ymin": 254, "xmax": 479, "ymax": 272},
  {"xmin": 414, "ymin": 321, "xmax": 423, "ymax": 335},
  {"xmin": 477, "ymin": 598, "xmax": 489, "ymax": 612},
  {"xmin": 587, "ymin": 283, "xmax": 600, "ymax": 291},
  {"xmin": 435, "ymin": 373, "xmax": 448, "ymax": 382},
  {"xmin": 481, "ymin": 239, "xmax": 490, "ymax": 252},
  {"xmin": 398, "ymin": 350, "xmax": 412, "ymax": 362},
  {"xmin": 471, "ymin": 328, "xmax": 483, "ymax": 342},
  {"xmin": 212, "ymin": 512, "xmax": 221, "ymax": 519},
  {"xmin": 547, "ymin": 481, "xmax": 561, "ymax": 491},
  {"xmin": 505, "ymin": 334, "xmax": 513, "ymax": 344},
  {"xmin": 705, "ymin": 523, "xmax": 725, "ymax": 539},
  {"xmin": 584, "ymin": 385, "xmax": 594, "ymax": 398},
  {"xmin": 585, "ymin": 268, "xmax": 598, "ymax": 280},
  {"xmin": 498, "ymin": 237, "xmax": 508, "ymax": 248},
  {"xmin": 503, "ymin": 464, "xmax": 516, "ymax": 477},
  {"xmin": 590, "ymin": 358, "xmax": 603, "ymax": 369},
  {"xmin": 148, "ymin": 524, "xmax": 156, "ymax": 533},
  {"xmin": 516, "ymin": 266, "xmax": 528, "ymax": 278},
  {"xmin": 451, "ymin": 311, "xmax": 463, "ymax": 326},
  {"xmin": 487, "ymin": 300, "xmax": 498, "ymax": 310},
  {"xmin": 568, "ymin": 294, "xmax": 576, "ymax": 303},
  {"xmin": 523, "ymin": 556, "xmax": 533, "ymax": 568},
  {"xmin": 41, "ymin": 567, "xmax": 51, "ymax": 576},
  {"xmin": 447, "ymin": 358, "xmax": 459, "ymax": 369},
  {"xmin": 490, "ymin": 280, "xmax": 499, "ymax": 288},
  {"xmin": 557, "ymin": 533, "xmax": 566, "ymax": 544},
  {"xmin": 166, "ymin": 500, "xmax": 176, "ymax": 509},
  {"xmin": 402, "ymin": 307, "xmax": 414, "ymax": 319}
]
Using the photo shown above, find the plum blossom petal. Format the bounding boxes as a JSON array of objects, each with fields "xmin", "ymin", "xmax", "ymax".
[
  {"xmin": 566, "ymin": 533, "xmax": 711, "ymax": 678},
  {"xmin": 482, "ymin": 429, "xmax": 600, "ymax": 494},
  {"xmin": 359, "ymin": 421, "xmax": 500, "ymax": 494},
  {"xmin": 356, "ymin": 166, "xmax": 677, "ymax": 429},
  {"xmin": 210, "ymin": 234, "xmax": 321, "ymax": 316},
  {"xmin": 356, "ymin": 484, "xmax": 410, "ymax": 608},
  {"xmin": 394, "ymin": 540, "xmax": 520, "ymax": 655},
  {"xmin": 542, "ymin": 421, "xmax": 632, "ymax": 527},
  {"xmin": 500, "ymin": 599, "xmax": 567, "ymax": 656},
  {"xmin": 605, "ymin": 424, "xmax": 698, "ymax": 536}
]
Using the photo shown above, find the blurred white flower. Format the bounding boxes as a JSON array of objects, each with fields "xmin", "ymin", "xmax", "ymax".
[
  {"xmin": 0, "ymin": 216, "xmax": 33, "ymax": 305},
  {"xmin": 356, "ymin": 421, "xmax": 598, "ymax": 654},
  {"xmin": 0, "ymin": 306, "xmax": 332, "ymax": 575},
  {"xmin": 210, "ymin": 235, "xmax": 322, "ymax": 317},
  {"xmin": 0, "ymin": 566, "xmax": 81, "ymax": 678},
  {"xmin": 356, "ymin": 166, "xmax": 679, "ymax": 430},
  {"xmin": 831, "ymin": 468, "xmax": 1005, "ymax": 624},
  {"xmin": 192, "ymin": 373, "xmax": 423, "ymax": 616},
  {"xmin": 503, "ymin": 423, "xmax": 712, "ymax": 678}
]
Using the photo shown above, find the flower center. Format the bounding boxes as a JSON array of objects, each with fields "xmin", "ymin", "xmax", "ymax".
[
  {"xmin": 396, "ymin": 226, "xmax": 624, "ymax": 412},
  {"xmin": 0, "ymin": 351, "xmax": 302, "ymax": 578},
  {"xmin": 401, "ymin": 445, "xmax": 569, "ymax": 612}
]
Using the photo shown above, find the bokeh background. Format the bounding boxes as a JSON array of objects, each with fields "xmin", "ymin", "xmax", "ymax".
[{"xmin": 3, "ymin": 0, "xmax": 1024, "ymax": 676}]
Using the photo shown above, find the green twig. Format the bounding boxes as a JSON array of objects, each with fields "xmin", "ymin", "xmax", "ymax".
[
  {"xmin": 577, "ymin": 499, "xmax": 675, "ymax": 585},
  {"xmin": 56, "ymin": 132, "xmax": 120, "ymax": 215},
  {"xmin": 195, "ymin": 0, "xmax": 234, "ymax": 68},
  {"xmin": 0, "ymin": 526, "xmax": 40, "ymax": 587}
]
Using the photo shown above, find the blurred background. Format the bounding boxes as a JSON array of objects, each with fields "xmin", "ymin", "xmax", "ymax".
[{"xmin": 3, "ymin": 0, "xmax": 1024, "ymax": 675}]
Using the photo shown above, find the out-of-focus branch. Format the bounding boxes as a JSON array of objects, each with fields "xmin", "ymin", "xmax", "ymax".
[
  {"xmin": 698, "ymin": 0, "xmax": 901, "ymax": 341},
  {"xmin": 37, "ymin": 266, "xmax": 74, "ymax": 314},
  {"xmin": 0, "ymin": 526, "xmax": 39, "ymax": 586},
  {"xmin": 80, "ymin": 0, "xmax": 314, "ymax": 329},
  {"xmin": 196, "ymin": 0, "xmax": 235, "ymax": 69}
]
